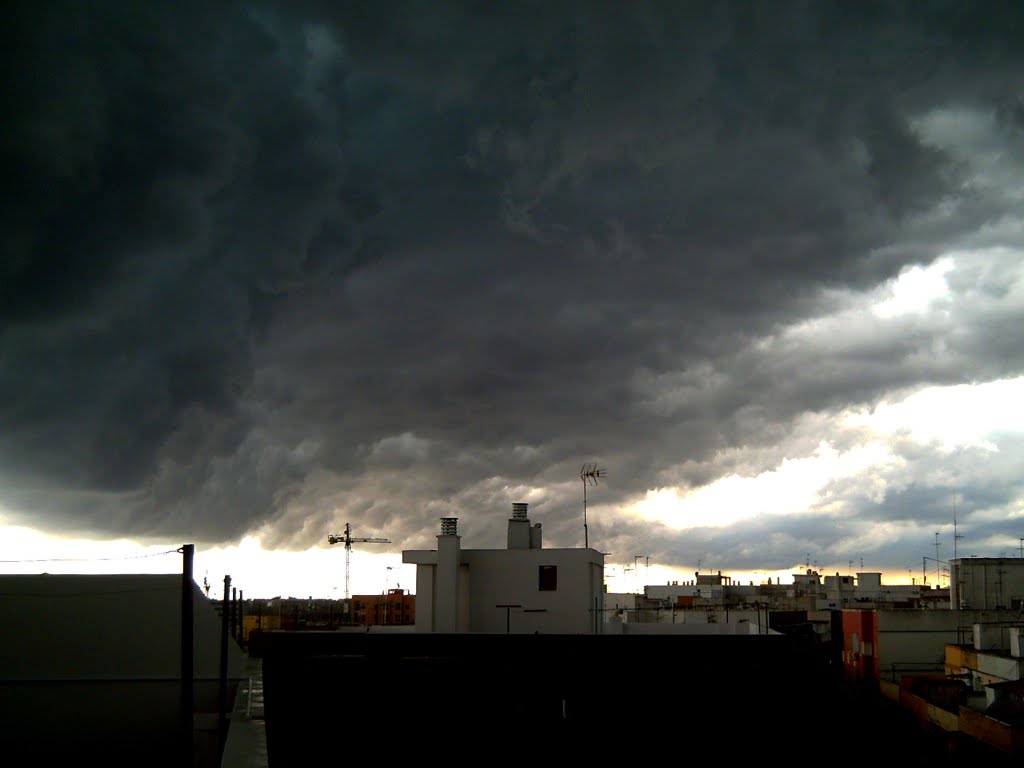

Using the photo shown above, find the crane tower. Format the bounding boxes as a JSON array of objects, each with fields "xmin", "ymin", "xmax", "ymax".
[{"xmin": 327, "ymin": 522, "xmax": 391, "ymax": 599}]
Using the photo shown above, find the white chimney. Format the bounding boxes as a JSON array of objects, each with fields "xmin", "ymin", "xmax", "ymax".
[
  {"xmin": 508, "ymin": 503, "xmax": 531, "ymax": 549},
  {"xmin": 436, "ymin": 518, "xmax": 460, "ymax": 632}
]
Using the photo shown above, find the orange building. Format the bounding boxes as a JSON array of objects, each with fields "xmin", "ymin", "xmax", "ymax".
[
  {"xmin": 350, "ymin": 589, "xmax": 415, "ymax": 626},
  {"xmin": 841, "ymin": 608, "xmax": 878, "ymax": 684}
]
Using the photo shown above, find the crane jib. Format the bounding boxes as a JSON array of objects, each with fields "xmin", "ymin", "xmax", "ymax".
[{"xmin": 327, "ymin": 523, "xmax": 392, "ymax": 599}]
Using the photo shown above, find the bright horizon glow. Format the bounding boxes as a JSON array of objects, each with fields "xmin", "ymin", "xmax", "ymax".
[
  {"xmin": 0, "ymin": 525, "xmax": 416, "ymax": 601},
  {"xmin": 0, "ymin": 523, "xmax": 956, "ymax": 599}
]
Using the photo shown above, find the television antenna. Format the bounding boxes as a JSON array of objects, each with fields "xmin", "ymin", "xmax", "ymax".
[{"xmin": 580, "ymin": 463, "xmax": 606, "ymax": 549}]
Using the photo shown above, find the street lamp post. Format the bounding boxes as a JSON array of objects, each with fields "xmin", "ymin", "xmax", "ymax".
[{"xmin": 496, "ymin": 604, "xmax": 522, "ymax": 634}]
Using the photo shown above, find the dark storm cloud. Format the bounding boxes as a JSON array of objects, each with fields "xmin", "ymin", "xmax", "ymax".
[
  {"xmin": 2, "ymin": 2, "xmax": 377, "ymax": 535},
  {"xmin": 2, "ymin": 2, "xmax": 1023, "ymax": 577}
]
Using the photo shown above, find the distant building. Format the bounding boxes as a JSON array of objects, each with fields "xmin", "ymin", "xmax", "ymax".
[
  {"xmin": 402, "ymin": 503, "xmax": 604, "ymax": 633},
  {"xmin": 240, "ymin": 592, "xmax": 417, "ymax": 642},
  {"xmin": 641, "ymin": 568, "xmax": 949, "ymax": 616},
  {"xmin": 950, "ymin": 557, "xmax": 1024, "ymax": 610},
  {"xmin": 351, "ymin": 588, "xmax": 415, "ymax": 626},
  {"xmin": 823, "ymin": 572, "xmax": 857, "ymax": 606},
  {"xmin": 241, "ymin": 596, "xmax": 349, "ymax": 643}
]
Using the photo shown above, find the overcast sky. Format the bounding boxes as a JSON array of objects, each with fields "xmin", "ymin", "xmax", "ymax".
[{"xmin": 2, "ymin": 2, "xmax": 1023, "ymax": 594}]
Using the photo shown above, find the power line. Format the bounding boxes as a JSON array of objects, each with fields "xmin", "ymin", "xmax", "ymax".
[
  {"xmin": 0, "ymin": 586, "xmax": 181, "ymax": 598},
  {"xmin": 0, "ymin": 548, "xmax": 180, "ymax": 564}
]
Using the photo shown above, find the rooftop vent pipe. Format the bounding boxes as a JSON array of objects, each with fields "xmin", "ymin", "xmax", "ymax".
[
  {"xmin": 441, "ymin": 517, "xmax": 458, "ymax": 536},
  {"xmin": 512, "ymin": 502, "xmax": 529, "ymax": 520}
]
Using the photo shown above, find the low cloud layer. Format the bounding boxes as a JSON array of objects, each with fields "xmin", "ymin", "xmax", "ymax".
[{"xmin": 2, "ymin": 2, "xmax": 1023, "ymax": 578}]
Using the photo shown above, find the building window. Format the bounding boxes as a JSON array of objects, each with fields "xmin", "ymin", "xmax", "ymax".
[{"xmin": 539, "ymin": 565, "xmax": 557, "ymax": 591}]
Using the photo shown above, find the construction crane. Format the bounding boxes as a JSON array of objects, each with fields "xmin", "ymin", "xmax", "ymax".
[{"xmin": 327, "ymin": 523, "xmax": 391, "ymax": 599}]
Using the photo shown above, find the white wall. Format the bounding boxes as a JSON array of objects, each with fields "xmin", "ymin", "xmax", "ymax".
[
  {"xmin": 413, "ymin": 560, "xmax": 435, "ymax": 632},
  {"xmin": 645, "ymin": 584, "xmax": 700, "ymax": 601},
  {"xmin": 605, "ymin": 619, "xmax": 772, "ymax": 635},
  {"xmin": 875, "ymin": 608, "xmax": 1018, "ymax": 680},
  {"xmin": 876, "ymin": 608, "xmax": 962, "ymax": 679},
  {"xmin": 0, "ymin": 573, "xmax": 241, "ymax": 682},
  {"xmin": 0, "ymin": 574, "xmax": 244, "ymax": 760},
  {"xmin": 461, "ymin": 548, "xmax": 603, "ymax": 633}
]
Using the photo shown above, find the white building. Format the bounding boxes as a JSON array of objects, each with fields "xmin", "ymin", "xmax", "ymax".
[{"xmin": 402, "ymin": 502, "xmax": 605, "ymax": 634}]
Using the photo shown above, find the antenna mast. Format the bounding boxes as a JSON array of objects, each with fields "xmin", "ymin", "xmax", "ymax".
[
  {"xmin": 953, "ymin": 492, "xmax": 964, "ymax": 560},
  {"xmin": 580, "ymin": 463, "xmax": 606, "ymax": 549}
]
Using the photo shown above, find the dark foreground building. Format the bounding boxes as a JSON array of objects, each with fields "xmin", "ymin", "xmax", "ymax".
[
  {"xmin": 0, "ymin": 574, "xmax": 245, "ymax": 767},
  {"xmin": 259, "ymin": 629, "xmax": 1015, "ymax": 765}
]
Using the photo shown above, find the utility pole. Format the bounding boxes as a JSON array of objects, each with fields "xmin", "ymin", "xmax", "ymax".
[
  {"xmin": 219, "ymin": 575, "xmax": 231, "ymax": 753},
  {"xmin": 180, "ymin": 544, "xmax": 194, "ymax": 768}
]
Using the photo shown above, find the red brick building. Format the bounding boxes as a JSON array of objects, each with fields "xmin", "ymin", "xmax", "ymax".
[{"xmin": 351, "ymin": 588, "xmax": 415, "ymax": 626}]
